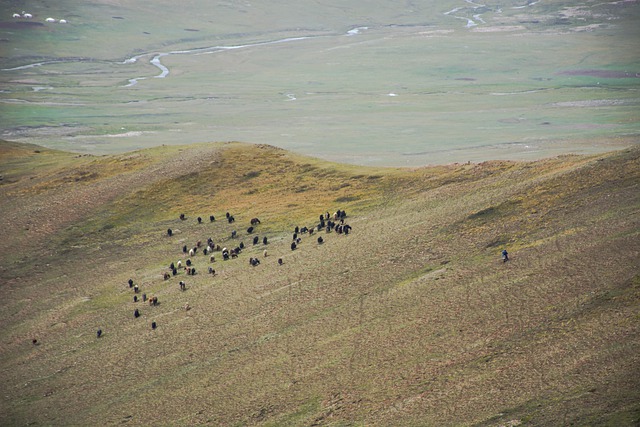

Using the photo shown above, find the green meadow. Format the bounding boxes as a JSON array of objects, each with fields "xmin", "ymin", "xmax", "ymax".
[{"xmin": 1, "ymin": 0, "xmax": 638, "ymax": 166}]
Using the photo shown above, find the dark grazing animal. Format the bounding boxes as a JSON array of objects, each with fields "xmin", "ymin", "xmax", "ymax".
[
  {"xmin": 250, "ymin": 217, "xmax": 261, "ymax": 225},
  {"xmin": 167, "ymin": 228, "xmax": 173, "ymax": 237}
]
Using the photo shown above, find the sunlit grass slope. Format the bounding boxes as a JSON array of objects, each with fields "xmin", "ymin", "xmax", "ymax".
[{"xmin": 0, "ymin": 140, "xmax": 638, "ymax": 426}]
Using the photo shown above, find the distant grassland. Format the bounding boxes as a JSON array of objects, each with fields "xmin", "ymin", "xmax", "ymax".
[{"xmin": 1, "ymin": 0, "xmax": 638, "ymax": 165}]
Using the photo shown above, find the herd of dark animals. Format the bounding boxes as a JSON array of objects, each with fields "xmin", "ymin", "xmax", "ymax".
[
  {"xmin": 94, "ymin": 209, "xmax": 351, "ymax": 338},
  {"xmin": 31, "ymin": 205, "xmax": 511, "ymax": 344}
]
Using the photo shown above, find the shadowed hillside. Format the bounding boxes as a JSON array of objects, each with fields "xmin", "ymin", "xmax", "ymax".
[{"xmin": 0, "ymin": 141, "xmax": 638, "ymax": 426}]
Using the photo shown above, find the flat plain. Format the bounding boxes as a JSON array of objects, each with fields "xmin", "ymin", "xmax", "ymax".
[{"xmin": 1, "ymin": 0, "xmax": 639, "ymax": 165}]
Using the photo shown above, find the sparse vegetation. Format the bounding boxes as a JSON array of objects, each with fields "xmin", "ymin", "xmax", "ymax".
[{"xmin": 0, "ymin": 141, "xmax": 638, "ymax": 426}]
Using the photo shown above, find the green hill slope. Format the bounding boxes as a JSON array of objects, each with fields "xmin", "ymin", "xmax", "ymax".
[{"xmin": 0, "ymin": 141, "xmax": 638, "ymax": 426}]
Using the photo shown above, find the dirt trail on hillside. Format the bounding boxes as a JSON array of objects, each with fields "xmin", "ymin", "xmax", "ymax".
[{"xmin": 0, "ymin": 145, "xmax": 221, "ymax": 262}]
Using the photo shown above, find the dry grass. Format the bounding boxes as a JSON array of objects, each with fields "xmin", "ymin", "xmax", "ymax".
[{"xmin": 0, "ymin": 141, "xmax": 638, "ymax": 426}]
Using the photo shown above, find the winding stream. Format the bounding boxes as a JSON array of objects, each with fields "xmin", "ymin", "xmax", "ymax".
[
  {"xmin": 123, "ymin": 36, "xmax": 319, "ymax": 87},
  {"xmin": 1, "ymin": 0, "xmax": 540, "ymax": 87}
]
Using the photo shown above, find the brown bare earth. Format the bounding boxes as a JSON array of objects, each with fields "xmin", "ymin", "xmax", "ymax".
[{"xmin": 0, "ymin": 140, "xmax": 638, "ymax": 426}]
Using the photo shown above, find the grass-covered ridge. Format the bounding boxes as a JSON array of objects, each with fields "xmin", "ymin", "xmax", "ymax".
[{"xmin": 0, "ymin": 141, "xmax": 638, "ymax": 426}]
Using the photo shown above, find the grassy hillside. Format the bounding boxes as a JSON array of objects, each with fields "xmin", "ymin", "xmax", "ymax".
[{"xmin": 0, "ymin": 140, "xmax": 638, "ymax": 426}]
